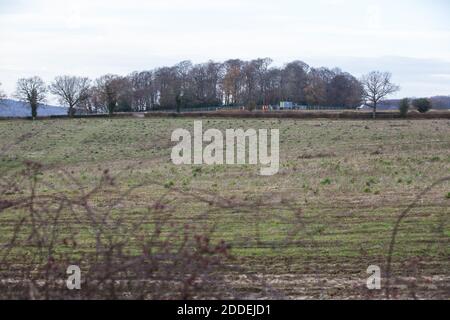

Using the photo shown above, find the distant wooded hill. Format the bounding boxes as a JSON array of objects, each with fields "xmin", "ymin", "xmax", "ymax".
[
  {"xmin": 382, "ymin": 96, "xmax": 450, "ymax": 110},
  {"xmin": 0, "ymin": 99, "xmax": 68, "ymax": 117}
]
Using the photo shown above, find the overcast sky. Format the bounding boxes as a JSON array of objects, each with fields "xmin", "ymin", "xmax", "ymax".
[{"xmin": 1, "ymin": 0, "xmax": 449, "ymax": 100}]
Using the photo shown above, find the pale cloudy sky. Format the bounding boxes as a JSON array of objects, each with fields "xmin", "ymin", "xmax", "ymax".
[{"xmin": 1, "ymin": 0, "xmax": 449, "ymax": 100}]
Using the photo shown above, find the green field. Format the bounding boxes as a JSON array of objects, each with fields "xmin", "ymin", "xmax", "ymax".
[{"xmin": 0, "ymin": 117, "xmax": 449, "ymax": 299}]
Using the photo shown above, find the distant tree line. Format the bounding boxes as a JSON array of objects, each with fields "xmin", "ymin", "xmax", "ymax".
[
  {"xmin": 84, "ymin": 59, "xmax": 366, "ymax": 113},
  {"xmin": 6, "ymin": 57, "xmax": 422, "ymax": 118}
]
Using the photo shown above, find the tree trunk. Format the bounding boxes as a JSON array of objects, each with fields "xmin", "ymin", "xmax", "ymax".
[
  {"xmin": 108, "ymin": 101, "xmax": 115, "ymax": 115},
  {"xmin": 372, "ymin": 102, "xmax": 377, "ymax": 119},
  {"xmin": 31, "ymin": 103, "xmax": 37, "ymax": 120},
  {"xmin": 68, "ymin": 106, "xmax": 75, "ymax": 117}
]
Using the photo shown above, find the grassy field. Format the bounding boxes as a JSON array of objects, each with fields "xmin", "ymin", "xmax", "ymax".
[{"xmin": 0, "ymin": 117, "xmax": 449, "ymax": 299}]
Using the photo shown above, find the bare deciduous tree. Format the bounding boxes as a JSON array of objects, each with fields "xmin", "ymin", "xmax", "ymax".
[
  {"xmin": 15, "ymin": 77, "xmax": 47, "ymax": 119},
  {"xmin": 221, "ymin": 59, "xmax": 245, "ymax": 106},
  {"xmin": 49, "ymin": 76, "xmax": 91, "ymax": 117},
  {"xmin": 129, "ymin": 71, "xmax": 156, "ymax": 111},
  {"xmin": 361, "ymin": 71, "xmax": 400, "ymax": 118},
  {"xmin": 327, "ymin": 72, "xmax": 363, "ymax": 108},
  {"xmin": 304, "ymin": 67, "xmax": 330, "ymax": 106},
  {"xmin": 92, "ymin": 75, "xmax": 131, "ymax": 114},
  {"xmin": 281, "ymin": 60, "xmax": 309, "ymax": 104}
]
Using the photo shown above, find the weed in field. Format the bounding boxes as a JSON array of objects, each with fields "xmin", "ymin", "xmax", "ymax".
[
  {"xmin": 192, "ymin": 167, "xmax": 202, "ymax": 177},
  {"xmin": 366, "ymin": 177, "xmax": 378, "ymax": 187},
  {"xmin": 164, "ymin": 180, "xmax": 175, "ymax": 188},
  {"xmin": 430, "ymin": 156, "xmax": 441, "ymax": 162}
]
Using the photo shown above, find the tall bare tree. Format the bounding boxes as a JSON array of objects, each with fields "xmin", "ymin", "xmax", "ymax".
[
  {"xmin": 153, "ymin": 67, "xmax": 178, "ymax": 109},
  {"xmin": 361, "ymin": 71, "xmax": 400, "ymax": 118},
  {"xmin": 188, "ymin": 61, "xmax": 222, "ymax": 108},
  {"xmin": 327, "ymin": 72, "xmax": 363, "ymax": 108},
  {"xmin": 263, "ymin": 68, "xmax": 282, "ymax": 105},
  {"xmin": 15, "ymin": 77, "xmax": 47, "ymax": 119},
  {"xmin": 129, "ymin": 71, "xmax": 156, "ymax": 111},
  {"xmin": 304, "ymin": 67, "xmax": 333, "ymax": 106},
  {"xmin": 281, "ymin": 60, "xmax": 309, "ymax": 104},
  {"xmin": 221, "ymin": 59, "xmax": 245, "ymax": 106},
  {"xmin": 241, "ymin": 58, "xmax": 273, "ymax": 105},
  {"xmin": 49, "ymin": 76, "xmax": 91, "ymax": 117},
  {"xmin": 92, "ymin": 75, "xmax": 131, "ymax": 114}
]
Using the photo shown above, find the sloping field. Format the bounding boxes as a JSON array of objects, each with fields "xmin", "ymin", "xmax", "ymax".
[{"xmin": 0, "ymin": 118, "xmax": 449, "ymax": 299}]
